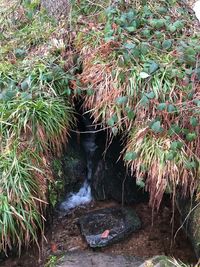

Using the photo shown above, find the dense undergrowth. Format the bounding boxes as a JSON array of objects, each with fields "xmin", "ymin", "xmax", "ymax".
[
  {"xmin": 0, "ymin": 0, "xmax": 200, "ymax": 258},
  {"xmin": 0, "ymin": 0, "xmax": 75, "ymax": 254},
  {"xmin": 71, "ymin": 0, "xmax": 200, "ymax": 210}
]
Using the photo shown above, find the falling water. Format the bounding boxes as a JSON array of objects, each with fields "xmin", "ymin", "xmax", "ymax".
[{"xmin": 59, "ymin": 117, "xmax": 97, "ymax": 212}]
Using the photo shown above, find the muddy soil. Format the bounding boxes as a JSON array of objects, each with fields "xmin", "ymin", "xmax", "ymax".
[{"xmin": 0, "ymin": 200, "xmax": 197, "ymax": 267}]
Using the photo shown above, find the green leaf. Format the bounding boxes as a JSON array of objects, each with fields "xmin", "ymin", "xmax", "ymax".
[
  {"xmin": 1, "ymin": 90, "xmax": 17, "ymax": 101},
  {"xmin": 21, "ymin": 80, "xmax": 29, "ymax": 90},
  {"xmin": 185, "ymin": 160, "xmax": 197, "ymax": 170},
  {"xmin": 115, "ymin": 96, "xmax": 128, "ymax": 105},
  {"xmin": 168, "ymin": 24, "xmax": 176, "ymax": 33},
  {"xmin": 194, "ymin": 99, "xmax": 200, "ymax": 107},
  {"xmin": 155, "ymin": 31, "xmax": 162, "ymax": 39},
  {"xmin": 126, "ymin": 26, "xmax": 136, "ymax": 33},
  {"xmin": 140, "ymin": 95, "xmax": 149, "ymax": 106},
  {"xmin": 140, "ymin": 72, "xmax": 150, "ymax": 79},
  {"xmin": 149, "ymin": 19, "xmax": 165, "ymax": 29},
  {"xmin": 105, "ymin": 36, "xmax": 115, "ymax": 42},
  {"xmin": 156, "ymin": 6, "xmax": 168, "ymax": 14},
  {"xmin": 152, "ymin": 41, "xmax": 161, "ymax": 49},
  {"xmin": 167, "ymin": 104, "xmax": 176, "ymax": 113},
  {"xmin": 162, "ymin": 39, "xmax": 172, "ymax": 50},
  {"xmin": 124, "ymin": 151, "xmax": 138, "ymax": 161},
  {"xmin": 190, "ymin": 117, "xmax": 198, "ymax": 127},
  {"xmin": 141, "ymin": 29, "xmax": 151, "ymax": 37},
  {"xmin": 87, "ymin": 89, "xmax": 94, "ymax": 96},
  {"xmin": 65, "ymin": 88, "xmax": 71, "ymax": 96},
  {"xmin": 182, "ymin": 128, "xmax": 190, "ymax": 135},
  {"xmin": 132, "ymin": 48, "xmax": 140, "ymax": 58},
  {"xmin": 107, "ymin": 114, "xmax": 118, "ymax": 127},
  {"xmin": 127, "ymin": 110, "xmax": 135, "ymax": 120},
  {"xmin": 15, "ymin": 48, "xmax": 26, "ymax": 58},
  {"xmin": 168, "ymin": 124, "xmax": 181, "ymax": 136},
  {"xmin": 186, "ymin": 132, "xmax": 197, "ymax": 142},
  {"xmin": 157, "ymin": 103, "xmax": 167, "ymax": 111},
  {"xmin": 166, "ymin": 151, "xmax": 176, "ymax": 161},
  {"xmin": 126, "ymin": 10, "xmax": 136, "ymax": 20},
  {"xmin": 170, "ymin": 141, "xmax": 183, "ymax": 150},
  {"xmin": 145, "ymin": 91, "xmax": 155, "ymax": 99},
  {"xmin": 150, "ymin": 120, "xmax": 163, "ymax": 133},
  {"xmin": 173, "ymin": 20, "xmax": 184, "ymax": 29},
  {"xmin": 140, "ymin": 43, "xmax": 149, "ymax": 55},
  {"xmin": 124, "ymin": 43, "xmax": 136, "ymax": 50},
  {"xmin": 149, "ymin": 61, "xmax": 159, "ymax": 74}
]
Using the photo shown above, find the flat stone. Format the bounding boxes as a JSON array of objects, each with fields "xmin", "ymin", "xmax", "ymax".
[
  {"xmin": 78, "ymin": 207, "xmax": 141, "ymax": 248},
  {"xmin": 56, "ymin": 251, "xmax": 144, "ymax": 267}
]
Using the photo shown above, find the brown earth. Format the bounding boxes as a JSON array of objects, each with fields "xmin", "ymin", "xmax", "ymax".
[{"xmin": 1, "ymin": 200, "xmax": 197, "ymax": 267}]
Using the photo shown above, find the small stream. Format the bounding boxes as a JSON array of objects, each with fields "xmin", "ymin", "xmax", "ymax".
[
  {"xmin": 0, "ymin": 115, "xmax": 198, "ymax": 267},
  {"xmin": 59, "ymin": 116, "xmax": 96, "ymax": 212}
]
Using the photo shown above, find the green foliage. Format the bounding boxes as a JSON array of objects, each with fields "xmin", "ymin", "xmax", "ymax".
[
  {"xmin": 75, "ymin": 0, "xmax": 200, "ymax": 210},
  {"xmin": 0, "ymin": 147, "xmax": 45, "ymax": 254},
  {"xmin": 0, "ymin": 0, "xmax": 75, "ymax": 254},
  {"xmin": 45, "ymin": 255, "xmax": 59, "ymax": 267}
]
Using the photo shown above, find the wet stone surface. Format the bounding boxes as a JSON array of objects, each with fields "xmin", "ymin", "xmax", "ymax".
[
  {"xmin": 56, "ymin": 251, "xmax": 144, "ymax": 267},
  {"xmin": 78, "ymin": 207, "xmax": 141, "ymax": 248}
]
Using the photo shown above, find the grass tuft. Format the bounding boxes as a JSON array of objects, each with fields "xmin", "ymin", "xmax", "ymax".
[{"xmin": 0, "ymin": 0, "xmax": 76, "ymax": 254}]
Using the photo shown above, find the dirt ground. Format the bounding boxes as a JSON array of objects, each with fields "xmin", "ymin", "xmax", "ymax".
[{"xmin": 1, "ymin": 200, "xmax": 197, "ymax": 267}]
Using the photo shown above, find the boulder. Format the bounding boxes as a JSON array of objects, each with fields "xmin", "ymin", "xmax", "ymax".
[
  {"xmin": 78, "ymin": 207, "xmax": 141, "ymax": 248},
  {"xmin": 56, "ymin": 251, "xmax": 144, "ymax": 267}
]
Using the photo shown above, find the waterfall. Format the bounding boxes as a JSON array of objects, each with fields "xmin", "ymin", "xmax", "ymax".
[{"xmin": 59, "ymin": 117, "xmax": 97, "ymax": 212}]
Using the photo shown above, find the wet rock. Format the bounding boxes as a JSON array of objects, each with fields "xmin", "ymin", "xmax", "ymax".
[
  {"xmin": 91, "ymin": 137, "xmax": 147, "ymax": 204},
  {"xmin": 56, "ymin": 251, "xmax": 144, "ymax": 267},
  {"xmin": 78, "ymin": 207, "xmax": 141, "ymax": 248},
  {"xmin": 62, "ymin": 137, "xmax": 87, "ymax": 194},
  {"xmin": 177, "ymin": 198, "xmax": 200, "ymax": 259}
]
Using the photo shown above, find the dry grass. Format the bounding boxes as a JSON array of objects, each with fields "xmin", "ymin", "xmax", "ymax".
[{"xmin": 73, "ymin": 0, "xmax": 200, "ymax": 209}]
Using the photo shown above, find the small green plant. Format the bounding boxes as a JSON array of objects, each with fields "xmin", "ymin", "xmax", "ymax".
[{"xmin": 45, "ymin": 255, "xmax": 58, "ymax": 267}]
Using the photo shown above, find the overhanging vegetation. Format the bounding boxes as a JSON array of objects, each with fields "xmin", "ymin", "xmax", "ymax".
[
  {"xmin": 0, "ymin": 0, "xmax": 75, "ymax": 254},
  {"xmin": 72, "ymin": 0, "xmax": 200, "ymax": 209},
  {"xmin": 0, "ymin": 0, "xmax": 199, "ymax": 256}
]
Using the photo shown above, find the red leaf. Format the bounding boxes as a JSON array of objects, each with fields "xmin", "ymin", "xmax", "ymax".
[
  {"xmin": 51, "ymin": 243, "xmax": 57, "ymax": 253},
  {"xmin": 101, "ymin": 230, "xmax": 110, "ymax": 239}
]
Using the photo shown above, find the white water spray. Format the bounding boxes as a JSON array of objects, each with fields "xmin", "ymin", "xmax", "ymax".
[{"xmin": 59, "ymin": 180, "xmax": 92, "ymax": 211}]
